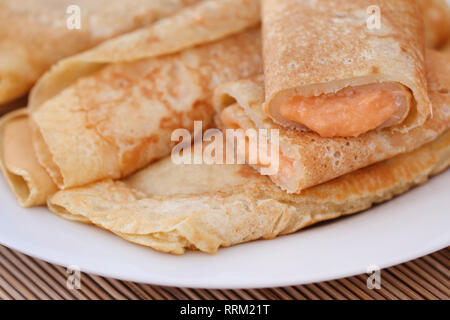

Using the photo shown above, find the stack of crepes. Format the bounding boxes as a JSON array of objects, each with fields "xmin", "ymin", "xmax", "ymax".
[{"xmin": 0, "ymin": 0, "xmax": 449, "ymax": 254}]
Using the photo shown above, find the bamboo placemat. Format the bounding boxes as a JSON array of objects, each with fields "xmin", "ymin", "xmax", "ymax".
[{"xmin": 0, "ymin": 245, "xmax": 448, "ymax": 300}]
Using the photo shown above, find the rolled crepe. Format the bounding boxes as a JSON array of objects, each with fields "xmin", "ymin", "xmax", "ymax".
[
  {"xmin": 418, "ymin": 0, "xmax": 450, "ymax": 48},
  {"xmin": 262, "ymin": 0, "xmax": 430, "ymax": 137},
  {"xmin": 47, "ymin": 129, "xmax": 450, "ymax": 254},
  {"xmin": 30, "ymin": 27, "xmax": 262, "ymax": 189},
  {"xmin": 215, "ymin": 50, "xmax": 450, "ymax": 193},
  {"xmin": 0, "ymin": 0, "xmax": 202, "ymax": 105},
  {"xmin": 0, "ymin": 109, "xmax": 57, "ymax": 207}
]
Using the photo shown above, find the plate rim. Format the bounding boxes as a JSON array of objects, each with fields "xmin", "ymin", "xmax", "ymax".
[{"xmin": 0, "ymin": 230, "xmax": 447, "ymax": 289}]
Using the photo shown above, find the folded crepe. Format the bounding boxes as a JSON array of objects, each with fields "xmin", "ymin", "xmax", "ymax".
[
  {"xmin": 0, "ymin": 0, "xmax": 203, "ymax": 105},
  {"xmin": 262, "ymin": 0, "xmax": 430, "ymax": 137},
  {"xmin": 215, "ymin": 50, "xmax": 450, "ymax": 193},
  {"xmin": 47, "ymin": 129, "xmax": 450, "ymax": 254},
  {"xmin": 30, "ymin": 38, "xmax": 261, "ymax": 192},
  {"xmin": 27, "ymin": 0, "xmax": 261, "ymax": 111},
  {"xmin": 0, "ymin": 0, "xmax": 262, "ymax": 207},
  {"xmin": 0, "ymin": 109, "xmax": 57, "ymax": 206},
  {"xmin": 418, "ymin": 0, "xmax": 450, "ymax": 49}
]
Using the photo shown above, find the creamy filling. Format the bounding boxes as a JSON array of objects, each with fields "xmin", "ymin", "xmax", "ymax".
[{"xmin": 278, "ymin": 83, "xmax": 412, "ymax": 137}]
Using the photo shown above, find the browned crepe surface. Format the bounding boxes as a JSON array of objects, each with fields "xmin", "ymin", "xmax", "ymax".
[
  {"xmin": 0, "ymin": 0, "xmax": 262, "ymax": 206},
  {"xmin": 418, "ymin": 0, "xmax": 450, "ymax": 48},
  {"xmin": 0, "ymin": 0, "xmax": 202, "ymax": 105},
  {"xmin": 31, "ymin": 28, "xmax": 262, "ymax": 189}
]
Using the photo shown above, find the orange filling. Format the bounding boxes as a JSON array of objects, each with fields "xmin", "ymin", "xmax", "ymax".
[{"xmin": 279, "ymin": 83, "xmax": 412, "ymax": 137}]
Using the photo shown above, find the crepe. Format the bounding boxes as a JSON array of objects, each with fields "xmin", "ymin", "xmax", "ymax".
[
  {"xmin": 0, "ymin": 0, "xmax": 203, "ymax": 105},
  {"xmin": 419, "ymin": 0, "xmax": 450, "ymax": 48},
  {"xmin": 30, "ymin": 31, "xmax": 262, "ymax": 191},
  {"xmin": 27, "ymin": 0, "xmax": 261, "ymax": 112},
  {"xmin": 47, "ymin": 128, "xmax": 449, "ymax": 254},
  {"xmin": 0, "ymin": 0, "xmax": 261, "ymax": 207},
  {"xmin": 215, "ymin": 50, "xmax": 450, "ymax": 193},
  {"xmin": 0, "ymin": 109, "xmax": 57, "ymax": 206},
  {"xmin": 261, "ymin": 0, "xmax": 430, "ymax": 137}
]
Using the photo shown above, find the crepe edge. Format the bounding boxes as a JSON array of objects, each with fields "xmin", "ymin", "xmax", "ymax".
[{"xmin": 0, "ymin": 109, "xmax": 57, "ymax": 207}]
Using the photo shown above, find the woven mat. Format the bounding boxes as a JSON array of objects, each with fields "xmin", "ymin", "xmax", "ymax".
[{"xmin": 0, "ymin": 245, "xmax": 448, "ymax": 300}]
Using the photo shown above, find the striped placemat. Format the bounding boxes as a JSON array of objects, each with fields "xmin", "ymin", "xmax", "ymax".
[{"xmin": 0, "ymin": 245, "xmax": 448, "ymax": 300}]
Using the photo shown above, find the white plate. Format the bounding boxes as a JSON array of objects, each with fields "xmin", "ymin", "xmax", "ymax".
[{"xmin": 0, "ymin": 169, "xmax": 449, "ymax": 289}]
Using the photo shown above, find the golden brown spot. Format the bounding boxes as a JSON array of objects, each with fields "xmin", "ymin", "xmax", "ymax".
[
  {"xmin": 238, "ymin": 166, "xmax": 260, "ymax": 179},
  {"xmin": 186, "ymin": 100, "xmax": 215, "ymax": 122},
  {"xmin": 159, "ymin": 112, "xmax": 183, "ymax": 130},
  {"xmin": 146, "ymin": 35, "xmax": 161, "ymax": 44},
  {"xmin": 121, "ymin": 134, "xmax": 160, "ymax": 167}
]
